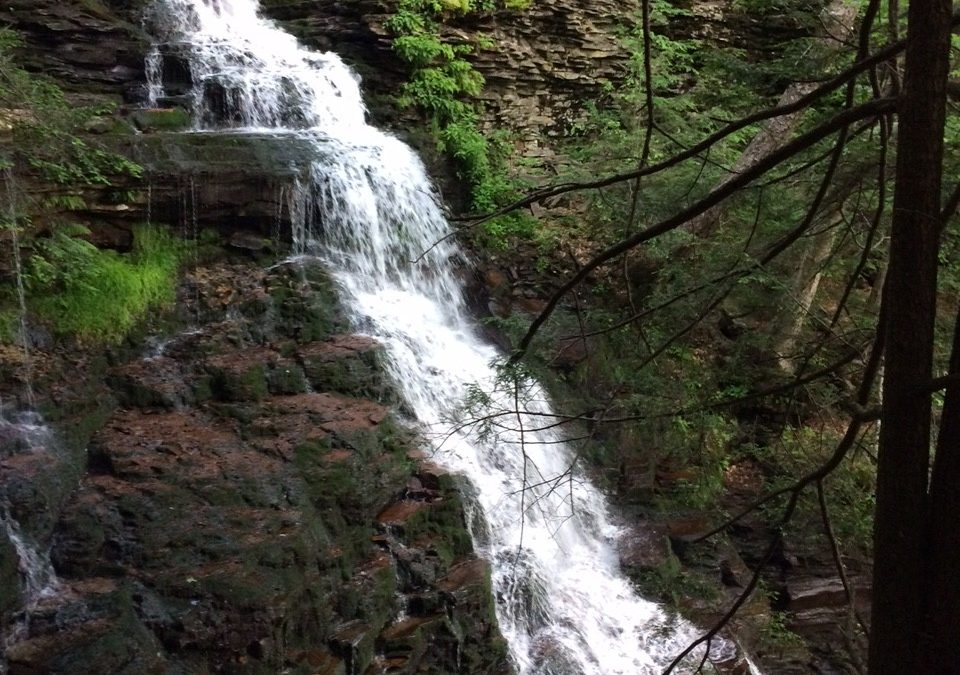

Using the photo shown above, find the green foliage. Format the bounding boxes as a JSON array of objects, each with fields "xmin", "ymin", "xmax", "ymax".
[
  {"xmin": 388, "ymin": 0, "xmax": 535, "ymax": 244},
  {"xmin": 25, "ymin": 224, "xmax": 184, "ymax": 344},
  {"xmin": 755, "ymin": 427, "xmax": 877, "ymax": 553},
  {"xmin": 42, "ymin": 194, "xmax": 87, "ymax": 211},
  {"xmin": 634, "ymin": 557, "xmax": 720, "ymax": 610},
  {"xmin": 759, "ymin": 610, "xmax": 807, "ymax": 652},
  {"xmin": 0, "ymin": 27, "xmax": 153, "ymax": 346},
  {"xmin": 0, "ymin": 27, "xmax": 141, "ymax": 187}
]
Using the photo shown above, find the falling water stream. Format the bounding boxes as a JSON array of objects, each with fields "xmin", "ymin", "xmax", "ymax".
[
  {"xmin": 0, "ymin": 406, "xmax": 62, "ymax": 668},
  {"xmin": 3, "ymin": 168, "xmax": 33, "ymax": 408},
  {"xmin": 144, "ymin": 2, "xmax": 739, "ymax": 672}
]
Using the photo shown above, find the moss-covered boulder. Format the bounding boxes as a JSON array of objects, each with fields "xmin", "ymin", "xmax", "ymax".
[{"xmin": 129, "ymin": 108, "xmax": 192, "ymax": 132}]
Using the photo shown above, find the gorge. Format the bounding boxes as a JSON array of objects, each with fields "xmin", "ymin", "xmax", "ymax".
[{"xmin": 3, "ymin": 0, "xmax": 946, "ymax": 672}]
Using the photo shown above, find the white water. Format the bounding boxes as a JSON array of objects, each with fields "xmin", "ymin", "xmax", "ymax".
[
  {"xmin": 0, "ymin": 408, "xmax": 60, "ymax": 605},
  {"xmin": 144, "ymin": 2, "xmax": 726, "ymax": 672},
  {"xmin": 3, "ymin": 168, "xmax": 33, "ymax": 407},
  {"xmin": 0, "ymin": 408, "xmax": 62, "ymax": 667}
]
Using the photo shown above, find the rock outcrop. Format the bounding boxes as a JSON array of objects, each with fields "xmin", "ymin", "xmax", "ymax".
[
  {"xmin": 0, "ymin": 255, "xmax": 510, "ymax": 674},
  {"xmin": 257, "ymin": 0, "xmax": 645, "ymax": 154}
]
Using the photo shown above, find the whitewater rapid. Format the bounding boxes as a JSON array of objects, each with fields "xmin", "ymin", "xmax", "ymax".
[{"xmin": 144, "ymin": 1, "xmax": 721, "ymax": 672}]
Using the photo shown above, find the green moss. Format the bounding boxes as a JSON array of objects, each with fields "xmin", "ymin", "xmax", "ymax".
[
  {"xmin": 269, "ymin": 270, "xmax": 344, "ymax": 343},
  {"xmin": 267, "ymin": 363, "xmax": 309, "ymax": 394},
  {"xmin": 0, "ymin": 307, "xmax": 18, "ymax": 343},
  {"xmin": 402, "ymin": 491, "xmax": 474, "ymax": 566},
  {"xmin": 210, "ymin": 362, "xmax": 268, "ymax": 401},
  {"xmin": 387, "ymin": 0, "xmax": 535, "ymax": 244},
  {"xmin": 300, "ymin": 350, "xmax": 388, "ymax": 400},
  {"xmin": 26, "ymin": 224, "xmax": 184, "ymax": 344},
  {"xmin": 129, "ymin": 108, "xmax": 192, "ymax": 132}
]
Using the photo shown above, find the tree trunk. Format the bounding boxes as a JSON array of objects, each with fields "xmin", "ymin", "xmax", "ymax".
[
  {"xmin": 684, "ymin": 1, "xmax": 857, "ymax": 238},
  {"xmin": 774, "ymin": 224, "xmax": 839, "ymax": 372},
  {"xmin": 867, "ymin": 0, "xmax": 951, "ymax": 671},
  {"xmin": 920, "ymin": 305, "xmax": 960, "ymax": 674}
]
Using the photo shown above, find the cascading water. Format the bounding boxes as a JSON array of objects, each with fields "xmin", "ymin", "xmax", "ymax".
[
  {"xmin": 0, "ymin": 406, "xmax": 62, "ymax": 667},
  {"xmin": 3, "ymin": 168, "xmax": 33, "ymax": 408},
  {"xmin": 144, "ymin": 2, "xmax": 736, "ymax": 672},
  {"xmin": 1, "ymin": 169, "xmax": 61, "ymax": 669}
]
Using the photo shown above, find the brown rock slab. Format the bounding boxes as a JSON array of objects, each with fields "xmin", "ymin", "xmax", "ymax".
[{"xmin": 376, "ymin": 500, "xmax": 428, "ymax": 527}]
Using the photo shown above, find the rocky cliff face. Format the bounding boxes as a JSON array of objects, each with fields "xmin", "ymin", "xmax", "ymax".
[
  {"xmin": 1, "ymin": 252, "xmax": 510, "ymax": 674},
  {"xmin": 4, "ymin": 0, "xmax": 149, "ymax": 103},
  {"xmin": 0, "ymin": 1, "xmax": 859, "ymax": 673},
  {"xmin": 0, "ymin": 6, "xmax": 518, "ymax": 670},
  {"xmin": 257, "ymin": 0, "xmax": 645, "ymax": 156}
]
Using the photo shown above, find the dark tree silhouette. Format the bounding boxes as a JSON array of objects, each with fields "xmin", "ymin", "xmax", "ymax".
[{"xmin": 870, "ymin": 0, "xmax": 957, "ymax": 671}]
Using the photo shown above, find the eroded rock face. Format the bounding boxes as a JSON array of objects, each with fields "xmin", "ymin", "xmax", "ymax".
[
  {"xmin": 4, "ymin": 0, "xmax": 149, "ymax": 103},
  {"xmin": 0, "ymin": 257, "xmax": 510, "ymax": 674},
  {"xmin": 257, "ymin": 0, "xmax": 645, "ymax": 153}
]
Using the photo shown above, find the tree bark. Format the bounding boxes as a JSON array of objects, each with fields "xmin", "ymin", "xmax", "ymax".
[
  {"xmin": 867, "ymin": 0, "xmax": 952, "ymax": 671},
  {"xmin": 920, "ymin": 304, "xmax": 960, "ymax": 674},
  {"xmin": 774, "ymin": 224, "xmax": 839, "ymax": 372}
]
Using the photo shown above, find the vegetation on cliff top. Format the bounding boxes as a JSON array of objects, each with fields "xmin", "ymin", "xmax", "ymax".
[{"xmin": 387, "ymin": 0, "xmax": 536, "ymax": 244}]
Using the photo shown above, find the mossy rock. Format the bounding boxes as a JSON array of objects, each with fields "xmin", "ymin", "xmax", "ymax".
[
  {"xmin": 266, "ymin": 264, "xmax": 348, "ymax": 343},
  {"xmin": 378, "ymin": 615, "xmax": 439, "ymax": 667},
  {"xmin": 299, "ymin": 340, "xmax": 392, "ymax": 401},
  {"xmin": 337, "ymin": 554, "xmax": 397, "ymax": 634},
  {"xmin": 400, "ymin": 492, "xmax": 474, "ymax": 567},
  {"xmin": 295, "ymin": 440, "xmax": 408, "ymax": 527},
  {"xmin": 433, "ymin": 558, "xmax": 509, "ymax": 675},
  {"xmin": 209, "ymin": 361, "xmax": 269, "ymax": 401},
  {"xmin": 50, "ymin": 504, "xmax": 107, "ymax": 577},
  {"xmin": 330, "ymin": 620, "xmax": 378, "ymax": 675},
  {"xmin": 6, "ymin": 584, "xmax": 169, "ymax": 674},
  {"xmin": 0, "ymin": 532, "xmax": 23, "ymax": 623},
  {"xmin": 129, "ymin": 108, "xmax": 192, "ymax": 133},
  {"xmin": 266, "ymin": 363, "xmax": 309, "ymax": 395}
]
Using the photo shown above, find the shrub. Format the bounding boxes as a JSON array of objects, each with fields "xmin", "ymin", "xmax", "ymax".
[{"xmin": 26, "ymin": 224, "xmax": 184, "ymax": 343}]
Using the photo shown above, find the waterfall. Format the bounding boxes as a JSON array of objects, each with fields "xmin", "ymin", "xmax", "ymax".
[
  {"xmin": 144, "ymin": 2, "xmax": 730, "ymax": 672},
  {"xmin": 0, "ymin": 407, "xmax": 62, "ymax": 662},
  {"xmin": 3, "ymin": 168, "xmax": 33, "ymax": 407}
]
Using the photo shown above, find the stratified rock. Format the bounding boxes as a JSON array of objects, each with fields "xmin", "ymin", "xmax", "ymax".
[
  {"xmin": 109, "ymin": 356, "xmax": 191, "ymax": 409},
  {"xmin": 299, "ymin": 335, "xmax": 391, "ymax": 401},
  {"xmin": 1, "ymin": 255, "xmax": 511, "ymax": 674}
]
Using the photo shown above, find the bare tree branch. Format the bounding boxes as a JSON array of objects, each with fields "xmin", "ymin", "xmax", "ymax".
[{"xmin": 510, "ymin": 97, "xmax": 896, "ymax": 364}]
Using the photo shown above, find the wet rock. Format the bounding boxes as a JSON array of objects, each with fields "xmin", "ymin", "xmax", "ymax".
[
  {"xmin": 265, "ymin": 360, "xmax": 309, "ymax": 395},
  {"xmin": 330, "ymin": 620, "xmax": 376, "ymax": 675},
  {"xmin": 109, "ymin": 356, "xmax": 191, "ymax": 409},
  {"xmin": 205, "ymin": 347, "xmax": 276, "ymax": 401},
  {"xmin": 378, "ymin": 615, "xmax": 439, "ymax": 666},
  {"xmin": 619, "ymin": 521, "xmax": 675, "ymax": 573},
  {"xmin": 228, "ymin": 230, "xmax": 272, "ymax": 252},
  {"xmin": 2, "ymin": 244, "xmax": 510, "ymax": 674},
  {"xmin": 3, "ymin": 0, "xmax": 149, "ymax": 102},
  {"xmin": 298, "ymin": 335, "xmax": 390, "ymax": 401},
  {"xmin": 287, "ymin": 649, "xmax": 346, "ymax": 675},
  {"xmin": 785, "ymin": 577, "xmax": 849, "ymax": 612},
  {"xmin": 0, "ymin": 535, "xmax": 22, "ymax": 624},
  {"xmin": 129, "ymin": 108, "xmax": 192, "ymax": 132},
  {"xmin": 376, "ymin": 500, "xmax": 429, "ymax": 528}
]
